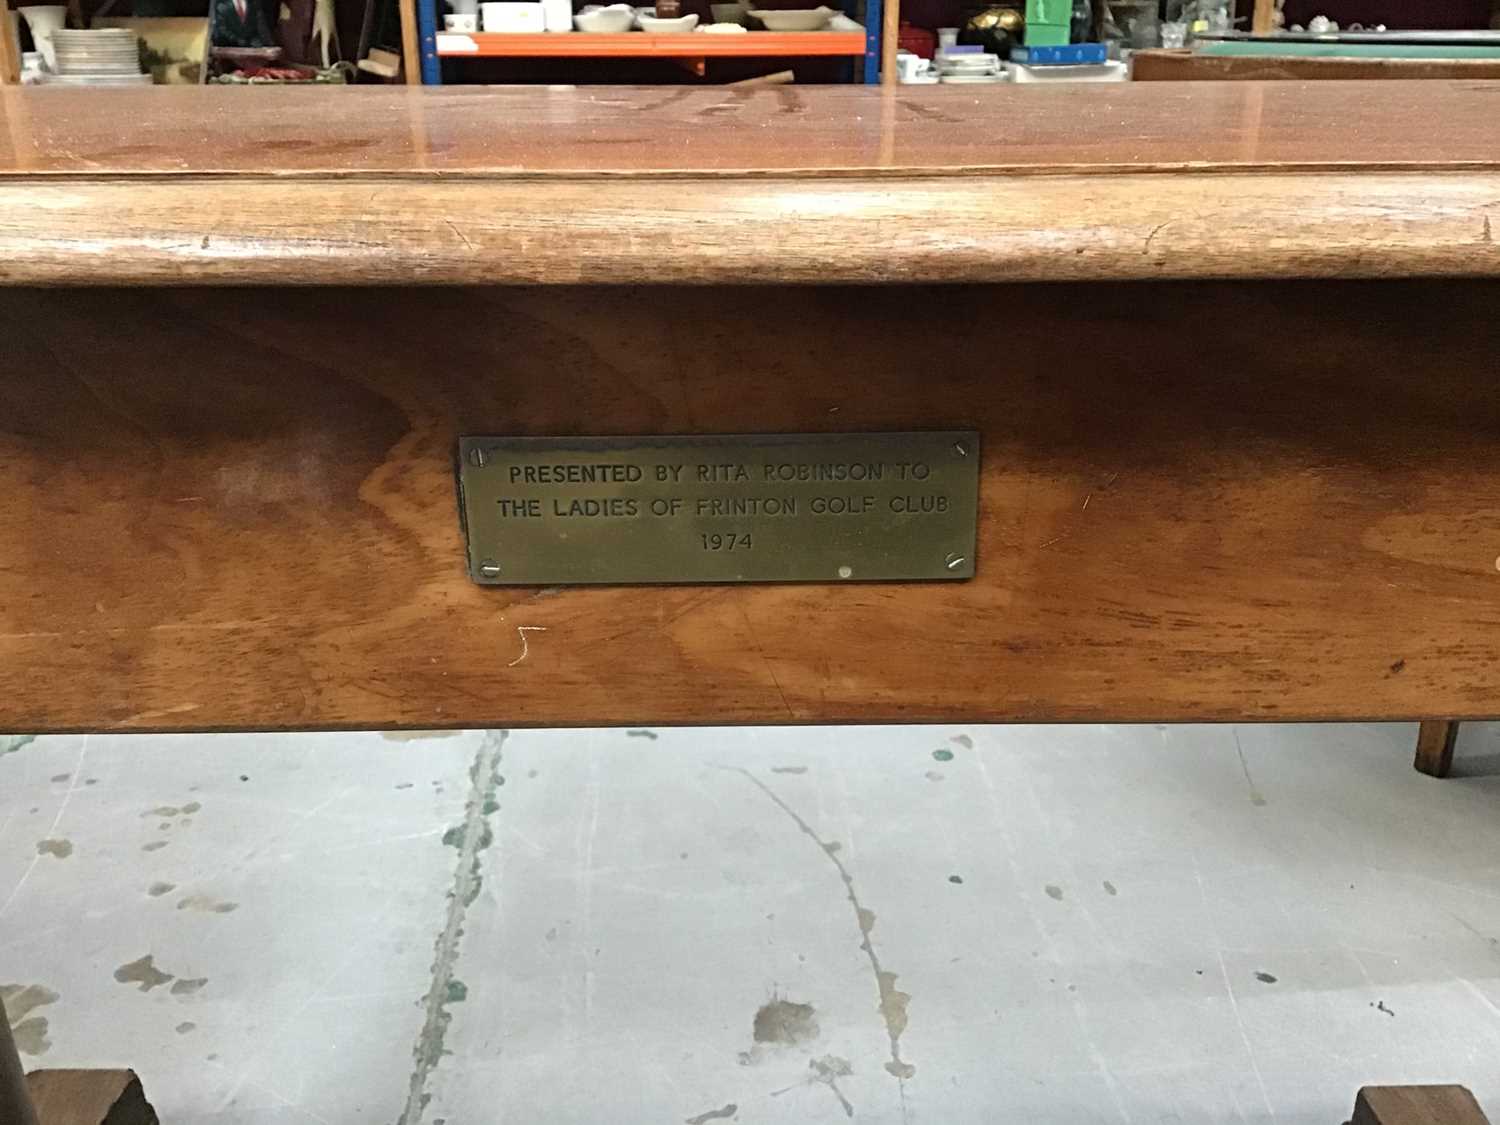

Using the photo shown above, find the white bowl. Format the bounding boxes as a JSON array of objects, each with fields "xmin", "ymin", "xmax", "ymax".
[
  {"xmin": 574, "ymin": 4, "xmax": 634, "ymax": 31},
  {"xmin": 636, "ymin": 8, "xmax": 697, "ymax": 30},
  {"xmin": 748, "ymin": 6, "xmax": 833, "ymax": 30}
]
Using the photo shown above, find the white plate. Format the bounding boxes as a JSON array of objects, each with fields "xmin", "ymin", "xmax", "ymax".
[
  {"xmin": 937, "ymin": 52, "xmax": 998, "ymax": 67},
  {"xmin": 43, "ymin": 71, "xmax": 152, "ymax": 83}
]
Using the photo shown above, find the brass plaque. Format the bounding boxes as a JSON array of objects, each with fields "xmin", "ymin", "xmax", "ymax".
[{"xmin": 457, "ymin": 432, "xmax": 979, "ymax": 585}]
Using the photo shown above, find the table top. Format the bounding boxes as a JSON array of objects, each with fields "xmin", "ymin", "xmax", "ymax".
[{"xmin": 3, "ymin": 82, "xmax": 1500, "ymax": 285}]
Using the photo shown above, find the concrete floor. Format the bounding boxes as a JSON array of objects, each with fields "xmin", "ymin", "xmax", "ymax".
[{"xmin": 2, "ymin": 723, "xmax": 1499, "ymax": 1125}]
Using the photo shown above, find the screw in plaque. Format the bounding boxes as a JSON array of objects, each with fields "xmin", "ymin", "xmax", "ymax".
[
  {"xmin": 478, "ymin": 559, "xmax": 501, "ymax": 579},
  {"xmin": 945, "ymin": 552, "xmax": 966, "ymax": 571},
  {"xmin": 468, "ymin": 446, "xmax": 487, "ymax": 468},
  {"xmin": 954, "ymin": 440, "xmax": 969, "ymax": 458},
  {"xmin": 837, "ymin": 565, "xmax": 853, "ymax": 579}
]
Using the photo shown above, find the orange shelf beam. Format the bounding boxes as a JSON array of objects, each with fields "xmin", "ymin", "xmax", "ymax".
[{"xmin": 436, "ymin": 29, "xmax": 866, "ymax": 57}]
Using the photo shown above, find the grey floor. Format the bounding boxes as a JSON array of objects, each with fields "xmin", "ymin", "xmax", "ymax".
[{"xmin": 2, "ymin": 723, "xmax": 1499, "ymax": 1125}]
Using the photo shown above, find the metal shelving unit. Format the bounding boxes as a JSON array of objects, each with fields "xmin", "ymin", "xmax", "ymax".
[{"xmin": 416, "ymin": 0, "xmax": 881, "ymax": 82}]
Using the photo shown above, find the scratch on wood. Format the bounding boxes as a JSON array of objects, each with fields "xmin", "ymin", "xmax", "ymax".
[
  {"xmin": 507, "ymin": 626, "xmax": 547, "ymax": 667},
  {"xmin": 1142, "ymin": 220, "xmax": 1172, "ymax": 255},
  {"xmin": 445, "ymin": 220, "xmax": 477, "ymax": 253}
]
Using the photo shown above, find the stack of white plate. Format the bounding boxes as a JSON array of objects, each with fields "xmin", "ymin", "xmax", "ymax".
[
  {"xmin": 935, "ymin": 49, "xmax": 1003, "ymax": 84},
  {"xmin": 45, "ymin": 28, "xmax": 151, "ymax": 85}
]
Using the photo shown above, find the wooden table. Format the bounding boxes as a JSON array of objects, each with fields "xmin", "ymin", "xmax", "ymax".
[{"xmin": 2, "ymin": 79, "xmax": 1499, "ymax": 1116}]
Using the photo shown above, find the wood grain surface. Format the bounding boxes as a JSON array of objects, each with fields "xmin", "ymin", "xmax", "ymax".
[
  {"xmin": 1352, "ymin": 1085, "xmax": 1492, "ymax": 1125},
  {"xmin": 5, "ymin": 169, "xmax": 1500, "ymax": 286},
  {"xmin": 3, "ymin": 280, "xmax": 1500, "ymax": 732},
  {"xmin": 3, "ymin": 84, "xmax": 1500, "ymax": 286},
  {"xmin": 24, "ymin": 1070, "xmax": 159, "ymax": 1125},
  {"xmin": 5, "ymin": 84, "xmax": 1500, "ymax": 286},
  {"xmin": 5, "ymin": 83, "xmax": 1500, "ymax": 176}
]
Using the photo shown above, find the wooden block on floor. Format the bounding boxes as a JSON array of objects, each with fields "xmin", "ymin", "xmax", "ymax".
[
  {"xmin": 24, "ymin": 1070, "xmax": 158, "ymax": 1125},
  {"xmin": 1352, "ymin": 1085, "xmax": 1491, "ymax": 1125}
]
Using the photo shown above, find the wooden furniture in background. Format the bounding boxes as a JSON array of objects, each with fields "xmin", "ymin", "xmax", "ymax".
[
  {"xmin": 1252, "ymin": 0, "xmax": 1276, "ymax": 32},
  {"xmin": 398, "ymin": 0, "xmax": 420, "ymax": 83},
  {"xmin": 1132, "ymin": 49, "xmax": 1500, "ymax": 80},
  {"xmin": 1352, "ymin": 1086, "xmax": 1492, "ymax": 1125},
  {"xmin": 881, "ymin": 0, "xmax": 898, "ymax": 84},
  {"xmin": 0, "ymin": 0, "xmax": 18, "ymax": 86}
]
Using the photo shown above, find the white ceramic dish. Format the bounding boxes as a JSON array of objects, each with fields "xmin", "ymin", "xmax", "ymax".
[
  {"xmin": 748, "ymin": 6, "xmax": 833, "ymax": 30},
  {"xmin": 444, "ymin": 12, "xmax": 478, "ymax": 30},
  {"xmin": 42, "ymin": 70, "xmax": 152, "ymax": 83},
  {"xmin": 481, "ymin": 1, "xmax": 545, "ymax": 30},
  {"xmin": 936, "ymin": 51, "xmax": 998, "ymax": 68},
  {"xmin": 574, "ymin": 4, "xmax": 634, "ymax": 31},
  {"xmin": 937, "ymin": 60, "xmax": 999, "ymax": 74},
  {"xmin": 635, "ymin": 7, "xmax": 697, "ymax": 30}
]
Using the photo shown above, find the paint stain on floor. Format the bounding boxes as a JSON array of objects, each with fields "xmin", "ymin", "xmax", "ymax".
[
  {"xmin": 148, "ymin": 882, "xmax": 177, "ymax": 897},
  {"xmin": 113, "ymin": 955, "xmax": 175, "ymax": 992},
  {"xmin": 382, "ymin": 731, "xmax": 462, "ymax": 743},
  {"xmin": 1, "ymin": 984, "xmax": 59, "ymax": 1056},
  {"xmin": 753, "ymin": 998, "xmax": 819, "ymax": 1045},
  {"xmin": 176, "ymin": 894, "xmax": 238, "ymax": 914},
  {"xmin": 1255, "ymin": 972, "xmax": 1278, "ymax": 984},
  {"xmin": 171, "ymin": 977, "xmax": 208, "ymax": 996},
  {"xmin": 0, "ymin": 735, "xmax": 38, "ymax": 757},
  {"xmin": 143, "ymin": 802, "xmax": 201, "ymax": 818},
  {"xmin": 684, "ymin": 1102, "xmax": 738, "ymax": 1124},
  {"xmin": 35, "ymin": 838, "xmax": 73, "ymax": 859},
  {"xmin": 141, "ymin": 841, "xmax": 169, "ymax": 853},
  {"xmin": 1046, "ymin": 885, "xmax": 1065, "ymax": 901}
]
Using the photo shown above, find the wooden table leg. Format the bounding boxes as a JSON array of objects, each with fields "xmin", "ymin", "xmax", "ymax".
[
  {"xmin": 1, "ymin": 996, "xmax": 40, "ymax": 1125},
  {"xmin": 1352, "ymin": 1085, "xmax": 1491, "ymax": 1124},
  {"xmin": 0, "ymin": 0, "xmax": 21, "ymax": 86},
  {"xmin": 1414, "ymin": 720, "xmax": 1460, "ymax": 778}
]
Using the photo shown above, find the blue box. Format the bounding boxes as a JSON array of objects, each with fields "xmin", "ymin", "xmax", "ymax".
[{"xmin": 1011, "ymin": 43, "xmax": 1109, "ymax": 64}]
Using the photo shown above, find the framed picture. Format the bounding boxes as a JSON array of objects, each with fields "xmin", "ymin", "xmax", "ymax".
[{"xmin": 96, "ymin": 17, "xmax": 209, "ymax": 83}]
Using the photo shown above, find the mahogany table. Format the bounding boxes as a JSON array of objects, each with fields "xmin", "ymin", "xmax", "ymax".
[{"xmin": 2, "ymin": 80, "xmax": 1498, "ymax": 1118}]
